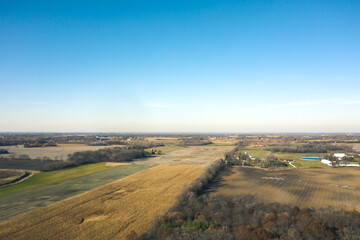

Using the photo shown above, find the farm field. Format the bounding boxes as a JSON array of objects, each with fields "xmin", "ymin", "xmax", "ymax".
[
  {"xmin": 0, "ymin": 158, "xmax": 53, "ymax": 170},
  {"xmin": 0, "ymin": 144, "xmax": 124, "ymax": 160},
  {"xmin": 144, "ymin": 137, "xmax": 180, "ymax": 144},
  {"xmin": 210, "ymin": 137, "xmax": 238, "ymax": 145},
  {"xmin": 0, "ymin": 162, "xmax": 115, "ymax": 196},
  {"xmin": 0, "ymin": 164, "xmax": 205, "ymax": 240},
  {"xmin": 291, "ymin": 159, "xmax": 328, "ymax": 167},
  {"xmin": 237, "ymin": 148, "xmax": 331, "ymax": 167},
  {"xmin": 350, "ymin": 143, "xmax": 360, "ymax": 151},
  {"xmin": 147, "ymin": 144, "xmax": 185, "ymax": 154},
  {"xmin": 237, "ymin": 149, "xmax": 272, "ymax": 159},
  {"xmin": 211, "ymin": 167, "xmax": 360, "ymax": 211},
  {"xmin": 138, "ymin": 145, "xmax": 233, "ymax": 165},
  {"xmin": 0, "ymin": 164, "xmax": 155, "ymax": 222},
  {"xmin": 0, "ymin": 169, "xmax": 27, "ymax": 186}
]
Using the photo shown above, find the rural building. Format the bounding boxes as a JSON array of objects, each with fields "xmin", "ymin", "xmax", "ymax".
[
  {"xmin": 321, "ymin": 159, "xmax": 332, "ymax": 166},
  {"xmin": 339, "ymin": 163, "xmax": 360, "ymax": 167},
  {"xmin": 334, "ymin": 153, "xmax": 347, "ymax": 159}
]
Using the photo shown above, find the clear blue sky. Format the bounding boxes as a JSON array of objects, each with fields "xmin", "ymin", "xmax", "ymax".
[{"xmin": 1, "ymin": 0, "xmax": 359, "ymax": 132}]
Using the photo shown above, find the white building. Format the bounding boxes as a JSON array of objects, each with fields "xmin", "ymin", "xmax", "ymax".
[
  {"xmin": 334, "ymin": 153, "xmax": 347, "ymax": 159},
  {"xmin": 321, "ymin": 159, "xmax": 332, "ymax": 166},
  {"xmin": 339, "ymin": 163, "xmax": 360, "ymax": 167}
]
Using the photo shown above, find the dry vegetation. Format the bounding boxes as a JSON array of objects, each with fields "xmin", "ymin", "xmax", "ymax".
[
  {"xmin": 144, "ymin": 137, "xmax": 180, "ymax": 145},
  {"xmin": 137, "ymin": 145, "xmax": 233, "ymax": 165},
  {"xmin": 0, "ymin": 164, "xmax": 205, "ymax": 240},
  {"xmin": 140, "ymin": 162, "xmax": 360, "ymax": 240},
  {"xmin": 211, "ymin": 167, "xmax": 360, "ymax": 211},
  {"xmin": 0, "ymin": 169, "xmax": 27, "ymax": 185},
  {"xmin": 0, "ymin": 144, "xmax": 125, "ymax": 160}
]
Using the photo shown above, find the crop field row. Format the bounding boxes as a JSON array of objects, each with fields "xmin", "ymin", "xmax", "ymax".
[
  {"xmin": 0, "ymin": 164, "xmax": 205, "ymax": 240},
  {"xmin": 0, "ymin": 162, "xmax": 116, "ymax": 196},
  {"xmin": 0, "ymin": 164, "xmax": 155, "ymax": 222},
  {"xmin": 138, "ymin": 145, "xmax": 233, "ymax": 165},
  {"xmin": 211, "ymin": 167, "xmax": 360, "ymax": 211}
]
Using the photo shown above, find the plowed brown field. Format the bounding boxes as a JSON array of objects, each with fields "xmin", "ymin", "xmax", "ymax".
[
  {"xmin": 0, "ymin": 164, "xmax": 205, "ymax": 240},
  {"xmin": 211, "ymin": 167, "xmax": 360, "ymax": 211}
]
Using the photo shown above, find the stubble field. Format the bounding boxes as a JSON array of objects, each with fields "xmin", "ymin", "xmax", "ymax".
[
  {"xmin": 1, "ymin": 144, "xmax": 124, "ymax": 160},
  {"xmin": 211, "ymin": 167, "xmax": 360, "ymax": 211},
  {"xmin": 137, "ymin": 145, "xmax": 233, "ymax": 165},
  {"xmin": 0, "ymin": 164, "xmax": 205, "ymax": 240}
]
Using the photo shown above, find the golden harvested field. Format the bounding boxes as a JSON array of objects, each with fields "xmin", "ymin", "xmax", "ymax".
[
  {"xmin": 138, "ymin": 145, "xmax": 233, "ymax": 165},
  {"xmin": 145, "ymin": 137, "xmax": 180, "ymax": 144},
  {"xmin": 0, "ymin": 164, "xmax": 205, "ymax": 240},
  {"xmin": 1, "ymin": 144, "xmax": 124, "ymax": 160},
  {"xmin": 211, "ymin": 167, "xmax": 360, "ymax": 211},
  {"xmin": 210, "ymin": 138, "xmax": 238, "ymax": 145}
]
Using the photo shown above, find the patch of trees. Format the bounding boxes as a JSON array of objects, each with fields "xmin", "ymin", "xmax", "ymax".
[
  {"xmin": 137, "ymin": 194, "xmax": 360, "ymax": 240},
  {"xmin": 0, "ymin": 149, "xmax": 9, "ymax": 154},
  {"xmin": 178, "ymin": 136, "xmax": 213, "ymax": 147},
  {"xmin": 67, "ymin": 147, "xmax": 146, "ymax": 164},
  {"xmin": 134, "ymin": 151, "xmax": 360, "ymax": 240},
  {"xmin": 236, "ymin": 141, "xmax": 250, "ymax": 148},
  {"xmin": 0, "ymin": 156, "xmax": 60, "ymax": 171},
  {"xmin": 0, "ymin": 136, "xmax": 59, "ymax": 146},
  {"xmin": 24, "ymin": 141, "xmax": 57, "ymax": 148},
  {"xmin": 88, "ymin": 140, "xmax": 164, "ymax": 148},
  {"xmin": 42, "ymin": 147, "xmax": 147, "ymax": 171},
  {"xmin": 267, "ymin": 144, "xmax": 353, "ymax": 153}
]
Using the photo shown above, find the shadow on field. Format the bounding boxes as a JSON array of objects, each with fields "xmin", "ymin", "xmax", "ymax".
[{"xmin": 202, "ymin": 168, "xmax": 235, "ymax": 194}]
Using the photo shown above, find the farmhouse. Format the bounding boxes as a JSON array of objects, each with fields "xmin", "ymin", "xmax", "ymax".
[{"xmin": 334, "ymin": 153, "xmax": 347, "ymax": 159}]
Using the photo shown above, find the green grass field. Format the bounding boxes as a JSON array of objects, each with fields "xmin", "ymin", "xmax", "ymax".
[
  {"xmin": 0, "ymin": 163, "xmax": 156, "ymax": 222},
  {"xmin": 153, "ymin": 145, "xmax": 185, "ymax": 153},
  {"xmin": 292, "ymin": 160, "xmax": 329, "ymax": 168},
  {"xmin": 237, "ymin": 147, "xmax": 330, "ymax": 168},
  {"xmin": 0, "ymin": 162, "xmax": 113, "ymax": 197},
  {"xmin": 236, "ymin": 149, "xmax": 271, "ymax": 159},
  {"xmin": 274, "ymin": 152, "xmax": 327, "ymax": 161},
  {"xmin": 274, "ymin": 152, "xmax": 329, "ymax": 167}
]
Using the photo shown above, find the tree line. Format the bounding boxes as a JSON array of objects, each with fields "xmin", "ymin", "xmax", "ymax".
[
  {"xmin": 133, "ymin": 149, "xmax": 360, "ymax": 240},
  {"xmin": 267, "ymin": 144, "xmax": 353, "ymax": 153},
  {"xmin": 42, "ymin": 146, "xmax": 147, "ymax": 171}
]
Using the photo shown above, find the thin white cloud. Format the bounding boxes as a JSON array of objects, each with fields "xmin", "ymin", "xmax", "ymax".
[{"xmin": 267, "ymin": 99, "xmax": 360, "ymax": 108}]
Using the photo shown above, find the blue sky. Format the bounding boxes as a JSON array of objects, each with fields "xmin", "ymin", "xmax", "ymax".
[{"xmin": 1, "ymin": 0, "xmax": 359, "ymax": 132}]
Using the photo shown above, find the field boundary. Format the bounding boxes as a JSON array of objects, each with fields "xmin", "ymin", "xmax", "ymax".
[{"xmin": 0, "ymin": 171, "xmax": 38, "ymax": 187}]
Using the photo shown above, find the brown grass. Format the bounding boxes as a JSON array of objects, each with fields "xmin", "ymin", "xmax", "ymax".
[
  {"xmin": 104, "ymin": 162, "xmax": 130, "ymax": 167},
  {"xmin": 137, "ymin": 145, "xmax": 233, "ymax": 165},
  {"xmin": 210, "ymin": 138, "xmax": 238, "ymax": 144},
  {"xmin": 145, "ymin": 137, "xmax": 180, "ymax": 144},
  {"xmin": 0, "ymin": 164, "xmax": 205, "ymax": 240},
  {"xmin": 211, "ymin": 167, "xmax": 360, "ymax": 211},
  {"xmin": 1, "ymin": 144, "xmax": 125, "ymax": 160}
]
